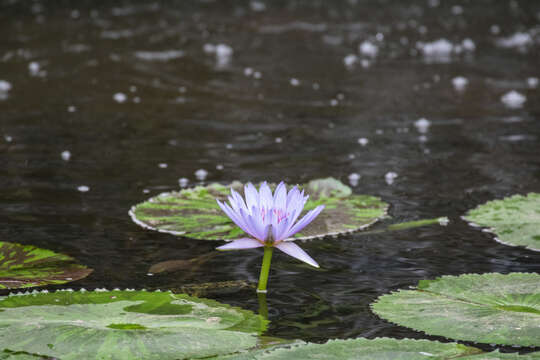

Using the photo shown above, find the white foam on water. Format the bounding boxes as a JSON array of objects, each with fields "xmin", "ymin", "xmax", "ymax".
[
  {"xmin": 385, "ymin": 172, "xmax": 398, "ymax": 185},
  {"xmin": 527, "ymin": 77, "xmax": 538, "ymax": 88},
  {"xmin": 290, "ymin": 78, "xmax": 300, "ymax": 86},
  {"xmin": 452, "ymin": 76, "xmax": 469, "ymax": 91},
  {"xmin": 357, "ymin": 137, "xmax": 369, "ymax": 146},
  {"xmin": 178, "ymin": 177, "xmax": 189, "ymax": 187},
  {"xmin": 359, "ymin": 41, "xmax": 378, "ymax": 57},
  {"xmin": 500, "ymin": 90, "xmax": 526, "ymax": 108},
  {"xmin": 414, "ymin": 118, "xmax": 431, "ymax": 133},
  {"xmin": 61, "ymin": 150, "xmax": 71, "ymax": 161},
  {"xmin": 496, "ymin": 32, "xmax": 532, "ymax": 48},
  {"xmin": 195, "ymin": 169, "xmax": 208, "ymax": 181},
  {"xmin": 113, "ymin": 92, "xmax": 127, "ymax": 103}
]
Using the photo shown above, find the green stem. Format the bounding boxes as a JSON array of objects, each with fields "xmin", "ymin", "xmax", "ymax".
[
  {"xmin": 257, "ymin": 292, "xmax": 268, "ymax": 320},
  {"xmin": 257, "ymin": 246, "xmax": 273, "ymax": 293}
]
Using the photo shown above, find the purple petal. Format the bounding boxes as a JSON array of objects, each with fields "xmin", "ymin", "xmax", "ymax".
[
  {"xmin": 273, "ymin": 217, "xmax": 290, "ymax": 242},
  {"xmin": 217, "ymin": 200, "xmax": 253, "ymax": 236},
  {"xmin": 230, "ymin": 189, "xmax": 248, "ymax": 213},
  {"xmin": 244, "ymin": 183, "xmax": 259, "ymax": 210},
  {"xmin": 259, "ymin": 182, "xmax": 273, "ymax": 210},
  {"xmin": 244, "ymin": 208, "xmax": 268, "ymax": 240},
  {"xmin": 285, "ymin": 205, "xmax": 325, "ymax": 238},
  {"xmin": 216, "ymin": 238, "xmax": 263, "ymax": 250},
  {"xmin": 273, "ymin": 182, "xmax": 287, "ymax": 210},
  {"xmin": 275, "ymin": 241, "xmax": 319, "ymax": 268}
]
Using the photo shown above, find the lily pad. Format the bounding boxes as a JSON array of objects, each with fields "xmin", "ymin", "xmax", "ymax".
[
  {"xmin": 129, "ymin": 177, "xmax": 388, "ymax": 240},
  {"xmin": 215, "ymin": 337, "xmax": 484, "ymax": 359},
  {"xmin": 0, "ymin": 241, "xmax": 92, "ymax": 289},
  {"xmin": 463, "ymin": 193, "xmax": 540, "ymax": 251},
  {"xmin": 0, "ymin": 289, "xmax": 267, "ymax": 359},
  {"xmin": 371, "ymin": 273, "xmax": 540, "ymax": 346}
]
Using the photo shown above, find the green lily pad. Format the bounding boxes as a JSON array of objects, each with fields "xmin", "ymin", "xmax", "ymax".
[
  {"xmin": 0, "ymin": 242, "xmax": 92, "ymax": 289},
  {"xmin": 462, "ymin": 350, "xmax": 540, "ymax": 360},
  {"xmin": 215, "ymin": 337, "xmax": 484, "ymax": 359},
  {"xmin": 0, "ymin": 289, "xmax": 267, "ymax": 359},
  {"xmin": 371, "ymin": 273, "xmax": 540, "ymax": 347},
  {"xmin": 129, "ymin": 177, "xmax": 388, "ymax": 240},
  {"xmin": 463, "ymin": 193, "xmax": 540, "ymax": 251}
]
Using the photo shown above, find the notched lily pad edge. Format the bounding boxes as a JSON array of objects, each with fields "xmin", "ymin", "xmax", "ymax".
[
  {"xmin": 460, "ymin": 215, "xmax": 540, "ymax": 253},
  {"xmin": 370, "ymin": 272, "xmax": 540, "ymax": 347},
  {"xmin": 129, "ymin": 185, "xmax": 390, "ymax": 241}
]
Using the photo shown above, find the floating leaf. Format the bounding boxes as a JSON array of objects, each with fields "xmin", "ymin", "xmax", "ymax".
[
  {"xmin": 174, "ymin": 280, "xmax": 255, "ymax": 297},
  {"xmin": 129, "ymin": 178, "xmax": 388, "ymax": 240},
  {"xmin": 148, "ymin": 252, "xmax": 217, "ymax": 274},
  {"xmin": 215, "ymin": 337, "xmax": 484, "ymax": 359},
  {"xmin": 463, "ymin": 193, "xmax": 540, "ymax": 251},
  {"xmin": 0, "ymin": 241, "xmax": 92, "ymax": 289},
  {"xmin": 0, "ymin": 289, "xmax": 266, "ymax": 359},
  {"xmin": 462, "ymin": 350, "xmax": 540, "ymax": 359},
  {"xmin": 371, "ymin": 273, "xmax": 540, "ymax": 346}
]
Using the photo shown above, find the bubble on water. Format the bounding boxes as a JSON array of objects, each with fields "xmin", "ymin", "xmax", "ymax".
[
  {"xmin": 158, "ymin": 163, "xmax": 168, "ymax": 168},
  {"xmin": 461, "ymin": 38, "xmax": 475, "ymax": 52},
  {"xmin": 253, "ymin": 71, "xmax": 262, "ymax": 79},
  {"xmin": 178, "ymin": 177, "xmax": 189, "ymax": 187},
  {"xmin": 343, "ymin": 54, "xmax": 358, "ymax": 68},
  {"xmin": 226, "ymin": 143, "xmax": 233, "ymax": 149},
  {"xmin": 133, "ymin": 96, "xmax": 141, "ymax": 103},
  {"xmin": 77, "ymin": 185, "xmax": 90, "ymax": 192},
  {"xmin": 203, "ymin": 44, "xmax": 215, "ymax": 53},
  {"xmin": 451, "ymin": 5, "xmax": 463, "ymax": 15},
  {"xmin": 0, "ymin": 80, "xmax": 12, "ymax": 92},
  {"xmin": 4, "ymin": 135, "xmax": 13, "ymax": 142},
  {"xmin": 360, "ymin": 59, "xmax": 370, "ymax": 68},
  {"xmin": 359, "ymin": 41, "xmax": 378, "ymax": 57},
  {"xmin": 61, "ymin": 150, "xmax": 71, "ymax": 161},
  {"xmin": 500, "ymin": 90, "xmax": 526, "ymax": 108},
  {"xmin": 336, "ymin": 93, "xmax": 345, "ymax": 101},
  {"xmin": 357, "ymin": 137, "xmax": 369, "ymax": 146},
  {"xmin": 312, "ymin": 82, "xmax": 320, "ymax": 90},
  {"xmin": 275, "ymin": 137, "xmax": 282, "ymax": 143},
  {"xmin": 527, "ymin": 77, "xmax": 538, "ymax": 88},
  {"xmin": 385, "ymin": 172, "xmax": 398, "ymax": 185},
  {"xmin": 142, "ymin": 189, "xmax": 150, "ymax": 194},
  {"xmin": 113, "ymin": 92, "xmax": 127, "ymax": 103},
  {"xmin": 250, "ymin": 0, "xmax": 266, "ymax": 12},
  {"xmin": 418, "ymin": 135, "xmax": 428, "ymax": 143},
  {"xmin": 216, "ymin": 164, "xmax": 224, "ymax": 170},
  {"xmin": 290, "ymin": 78, "xmax": 300, "ymax": 86},
  {"xmin": 490, "ymin": 25, "xmax": 500, "ymax": 35},
  {"xmin": 330, "ymin": 99, "xmax": 338, "ymax": 106},
  {"xmin": 244, "ymin": 67, "xmax": 253, "ymax": 76},
  {"xmin": 348, "ymin": 173, "xmax": 361, "ymax": 187},
  {"xmin": 28, "ymin": 61, "xmax": 40, "ymax": 76},
  {"xmin": 452, "ymin": 76, "xmax": 468, "ymax": 91},
  {"xmin": 496, "ymin": 32, "xmax": 532, "ymax": 49},
  {"xmin": 418, "ymin": 39, "xmax": 453, "ymax": 60},
  {"xmin": 414, "ymin": 118, "xmax": 431, "ymax": 133},
  {"xmin": 375, "ymin": 129, "xmax": 384, "ymax": 135},
  {"xmin": 67, "ymin": 105, "xmax": 77, "ymax": 113},
  {"xmin": 195, "ymin": 169, "xmax": 208, "ymax": 181}
]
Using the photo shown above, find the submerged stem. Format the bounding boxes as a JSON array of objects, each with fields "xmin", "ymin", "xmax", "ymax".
[{"xmin": 257, "ymin": 246, "xmax": 273, "ymax": 293}]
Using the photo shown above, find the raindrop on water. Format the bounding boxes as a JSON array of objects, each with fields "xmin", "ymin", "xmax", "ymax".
[
  {"xmin": 527, "ymin": 77, "xmax": 538, "ymax": 89},
  {"xmin": 178, "ymin": 177, "xmax": 189, "ymax": 187},
  {"xmin": 414, "ymin": 118, "xmax": 431, "ymax": 133},
  {"xmin": 500, "ymin": 90, "xmax": 526, "ymax": 108},
  {"xmin": 158, "ymin": 163, "xmax": 168, "ymax": 168},
  {"xmin": 113, "ymin": 92, "xmax": 127, "ymax": 103},
  {"xmin": 77, "ymin": 185, "xmax": 90, "ymax": 192},
  {"xmin": 195, "ymin": 169, "xmax": 208, "ymax": 181},
  {"xmin": 452, "ymin": 76, "xmax": 468, "ymax": 91},
  {"xmin": 61, "ymin": 150, "xmax": 71, "ymax": 161},
  {"xmin": 348, "ymin": 173, "xmax": 361, "ymax": 187},
  {"xmin": 290, "ymin": 78, "xmax": 300, "ymax": 86},
  {"xmin": 357, "ymin": 137, "xmax": 369, "ymax": 146},
  {"xmin": 385, "ymin": 172, "xmax": 398, "ymax": 185}
]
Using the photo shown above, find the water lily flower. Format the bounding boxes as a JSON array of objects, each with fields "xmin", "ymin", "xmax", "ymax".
[{"xmin": 216, "ymin": 181, "xmax": 324, "ymax": 292}]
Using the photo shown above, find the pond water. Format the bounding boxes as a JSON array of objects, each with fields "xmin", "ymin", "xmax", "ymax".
[{"xmin": 1, "ymin": 0, "xmax": 539, "ymax": 350}]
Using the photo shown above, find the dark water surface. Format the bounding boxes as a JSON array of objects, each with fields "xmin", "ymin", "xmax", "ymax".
[{"xmin": 1, "ymin": 0, "xmax": 539, "ymax": 350}]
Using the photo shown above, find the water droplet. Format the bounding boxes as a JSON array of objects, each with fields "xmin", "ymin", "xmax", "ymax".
[
  {"xmin": 451, "ymin": 5, "xmax": 463, "ymax": 15},
  {"xmin": 178, "ymin": 177, "xmax": 189, "ymax": 187},
  {"xmin": 461, "ymin": 38, "xmax": 475, "ymax": 52},
  {"xmin": 312, "ymin": 82, "xmax": 320, "ymax": 90},
  {"xmin": 359, "ymin": 41, "xmax": 378, "ymax": 57},
  {"xmin": 275, "ymin": 137, "xmax": 282, "ymax": 143},
  {"xmin": 357, "ymin": 138, "xmax": 369, "ymax": 146},
  {"xmin": 28, "ymin": 61, "xmax": 40, "ymax": 76},
  {"xmin": 61, "ymin": 150, "xmax": 71, "ymax": 161},
  {"xmin": 244, "ymin": 67, "xmax": 253, "ymax": 76},
  {"xmin": 375, "ymin": 129, "xmax": 384, "ymax": 135},
  {"xmin": 113, "ymin": 92, "xmax": 127, "ymax": 103},
  {"xmin": 414, "ymin": 118, "xmax": 431, "ymax": 133},
  {"xmin": 226, "ymin": 143, "xmax": 233, "ymax": 149},
  {"xmin": 0, "ymin": 80, "xmax": 12, "ymax": 93},
  {"xmin": 290, "ymin": 78, "xmax": 300, "ymax": 86},
  {"xmin": 158, "ymin": 163, "xmax": 168, "ymax": 168},
  {"xmin": 348, "ymin": 173, "xmax": 361, "ymax": 188},
  {"xmin": 250, "ymin": 0, "xmax": 266, "ymax": 12},
  {"xmin": 253, "ymin": 71, "xmax": 262, "ymax": 79},
  {"xmin": 129, "ymin": 85, "xmax": 137, "ymax": 92},
  {"xmin": 142, "ymin": 189, "xmax": 150, "ymax": 194},
  {"xmin": 490, "ymin": 25, "xmax": 500, "ymax": 35},
  {"xmin": 452, "ymin": 76, "xmax": 468, "ymax": 91},
  {"xmin": 385, "ymin": 172, "xmax": 398, "ymax": 185},
  {"xmin": 77, "ymin": 185, "xmax": 90, "ymax": 192},
  {"xmin": 216, "ymin": 164, "xmax": 224, "ymax": 170},
  {"xmin": 500, "ymin": 90, "xmax": 526, "ymax": 108},
  {"xmin": 343, "ymin": 54, "xmax": 358, "ymax": 67},
  {"xmin": 496, "ymin": 32, "xmax": 532, "ymax": 49},
  {"xmin": 330, "ymin": 99, "xmax": 338, "ymax": 106},
  {"xmin": 133, "ymin": 96, "xmax": 141, "ymax": 103},
  {"xmin": 4, "ymin": 135, "xmax": 13, "ymax": 143},
  {"xmin": 527, "ymin": 77, "xmax": 538, "ymax": 89},
  {"xmin": 195, "ymin": 169, "xmax": 208, "ymax": 181}
]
